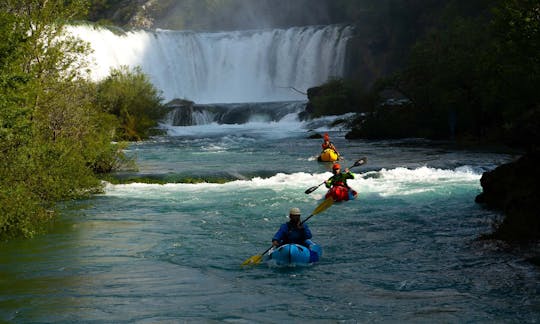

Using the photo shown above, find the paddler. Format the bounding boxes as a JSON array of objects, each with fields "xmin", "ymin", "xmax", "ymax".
[
  {"xmin": 321, "ymin": 133, "xmax": 340, "ymax": 156},
  {"xmin": 272, "ymin": 207, "xmax": 312, "ymax": 248},
  {"xmin": 325, "ymin": 163, "xmax": 357, "ymax": 201}
]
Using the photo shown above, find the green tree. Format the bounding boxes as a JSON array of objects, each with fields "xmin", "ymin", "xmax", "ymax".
[
  {"xmin": 490, "ymin": 0, "xmax": 540, "ymax": 121},
  {"xmin": 397, "ymin": 15, "xmax": 495, "ymax": 139},
  {"xmin": 0, "ymin": 0, "xmax": 123, "ymax": 240},
  {"xmin": 370, "ymin": 0, "xmax": 540, "ymax": 144},
  {"xmin": 95, "ymin": 65, "xmax": 167, "ymax": 141}
]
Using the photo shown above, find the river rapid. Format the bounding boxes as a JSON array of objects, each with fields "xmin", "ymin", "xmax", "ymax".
[{"xmin": 1, "ymin": 117, "xmax": 539, "ymax": 323}]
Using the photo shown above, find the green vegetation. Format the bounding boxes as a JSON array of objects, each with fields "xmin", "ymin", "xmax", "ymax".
[
  {"xmin": 385, "ymin": 0, "xmax": 540, "ymax": 144},
  {"xmin": 307, "ymin": 79, "xmax": 375, "ymax": 118},
  {"xmin": 304, "ymin": 0, "xmax": 540, "ymax": 151},
  {"xmin": 102, "ymin": 175, "xmax": 232, "ymax": 185},
  {"xmin": 0, "ymin": 0, "xmax": 166, "ymax": 240},
  {"xmin": 94, "ymin": 66, "xmax": 168, "ymax": 141}
]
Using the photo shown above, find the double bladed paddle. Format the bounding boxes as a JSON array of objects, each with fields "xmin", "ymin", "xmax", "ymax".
[
  {"xmin": 241, "ymin": 197, "xmax": 334, "ymax": 267},
  {"xmin": 304, "ymin": 157, "xmax": 367, "ymax": 194}
]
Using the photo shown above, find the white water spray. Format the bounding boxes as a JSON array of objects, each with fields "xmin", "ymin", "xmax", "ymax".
[{"xmin": 68, "ymin": 25, "xmax": 353, "ymax": 103}]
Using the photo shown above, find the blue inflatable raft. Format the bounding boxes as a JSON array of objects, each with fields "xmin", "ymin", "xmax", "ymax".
[{"xmin": 265, "ymin": 240, "xmax": 322, "ymax": 266}]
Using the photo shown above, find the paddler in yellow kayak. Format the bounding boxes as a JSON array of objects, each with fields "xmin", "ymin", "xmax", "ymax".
[{"xmin": 318, "ymin": 133, "xmax": 341, "ymax": 162}]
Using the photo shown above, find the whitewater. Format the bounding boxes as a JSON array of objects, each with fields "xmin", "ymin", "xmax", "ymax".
[
  {"xmin": 2, "ymin": 118, "xmax": 538, "ymax": 322},
  {"xmin": 68, "ymin": 24, "xmax": 353, "ymax": 103}
]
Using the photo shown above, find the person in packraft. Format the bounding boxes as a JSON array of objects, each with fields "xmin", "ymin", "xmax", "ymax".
[
  {"xmin": 321, "ymin": 133, "xmax": 339, "ymax": 155},
  {"xmin": 272, "ymin": 207, "xmax": 312, "ymax": 248},
  {"xmin": 325, "ymin": 163, "xmax": 357, "ymax": 201}
]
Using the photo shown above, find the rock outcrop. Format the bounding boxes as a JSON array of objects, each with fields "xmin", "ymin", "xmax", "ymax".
[{"xmin": 475, "ymin": 151, "xmax": 540, "ymax": 241}]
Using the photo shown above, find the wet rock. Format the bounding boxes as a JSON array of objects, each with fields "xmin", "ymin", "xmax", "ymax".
[{"xmin": 476, "ymin": 151, "xmax": 540, "ymax": 241}]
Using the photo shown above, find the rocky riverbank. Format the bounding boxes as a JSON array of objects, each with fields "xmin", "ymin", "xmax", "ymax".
[{"xmin": 475, "ymin": 151, "xmax": 540, "ymax": 242}]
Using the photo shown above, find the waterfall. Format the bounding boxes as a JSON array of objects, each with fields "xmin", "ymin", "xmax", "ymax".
[
  {"xmin": 167, "ymin": 101, "xmax": 306, "ymax": 126},
  {"xmin": 68, "ymin": 24, "xmax": 354, "ymax": 104}
]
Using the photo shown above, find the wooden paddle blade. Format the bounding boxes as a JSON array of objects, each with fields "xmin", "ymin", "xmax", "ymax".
[
  {"xmin": 301, "ymin": 198, "xmax": 334, "ymax": 225},
  {"xmin": 241, "ymin": 254, "xmax": 263, "ymax": 266},
  {"xmin": 312, "ymin": 197, "xmax": 334, "ymax": 215}
]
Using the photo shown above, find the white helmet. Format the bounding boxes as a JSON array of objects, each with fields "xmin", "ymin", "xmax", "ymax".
[{"xmin": 289, "ymin": 207, "xmax": 301, "ymax": 216}]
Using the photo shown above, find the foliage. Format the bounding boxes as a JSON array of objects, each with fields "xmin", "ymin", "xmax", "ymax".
[
  {"xmin": 395, "ymin": 15, "xmax": 494, "ymax": 139},
  {"xmin": 346, "ymin": 0, "xmax": 540, "ymax": 147},
  {"xmin": 101, "ymin": 175, "xmax": 232, "ymax": 185},
  {"xmin": 489, "ymin": 0, "xmax": 540, "ymax": 124},
  {"xmin": 87, "ymin": 0, "xmax": 139, "ymax": 26},
  {"xmin": 0, "ymin": 0, "xmax": 126, "ymax": 240},
  {"xmin": 308, "ymin": 78, "xmax": 375, "ymax": 118},
  {"xmin": 94, "ymin": 66, "xmax": 168, "ymax": 141}
]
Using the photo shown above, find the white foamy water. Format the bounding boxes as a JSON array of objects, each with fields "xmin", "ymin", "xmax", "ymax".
[
  {"xmin": 67, "ymin": 24, "xmax": 353, "ymax": 103},
  {"xmin": 103, "ymin": 166, "xmax": 484, "ymax": 200}
]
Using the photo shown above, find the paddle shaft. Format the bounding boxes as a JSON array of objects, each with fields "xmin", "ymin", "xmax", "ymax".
[
  {"xmin": 270, "ymin": 198, "xmax": 333, "ymax": 250},
  {"xmin": 305, "ymin": 158, "xmax": 366, "ymax": 194},
  {"xmin": 306, "ymin": 181, "xmax": 325, "ymax": 193},
  {"xmin": 241, "ymin": 198, "xmax": 333, "ymax": 266},
  {"xmin": 263, "ymin": 211, "xmax": 318, "ymax": 255},
  {"xmin": 301, "ymin": 213, "xmax": 316, "ymax": 224}
]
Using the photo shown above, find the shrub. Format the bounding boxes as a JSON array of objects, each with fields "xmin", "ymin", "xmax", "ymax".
[{"xmin": 95, "ymin": 66, "xmax": 168, "ymax": 141}]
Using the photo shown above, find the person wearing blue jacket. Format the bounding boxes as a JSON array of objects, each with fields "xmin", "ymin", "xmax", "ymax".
[{"xmin": 272, "ymin": 207, "xmax": 312, "ymax": 248}]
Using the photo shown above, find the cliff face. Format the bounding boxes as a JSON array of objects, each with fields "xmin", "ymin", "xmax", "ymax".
[
  {"xmin": 89, "ymin": 0, "xmax": 349, "ymax": 30},
  {"xmin": 88, "ymin": 0, "xmax": 149, "ymax": 27}
]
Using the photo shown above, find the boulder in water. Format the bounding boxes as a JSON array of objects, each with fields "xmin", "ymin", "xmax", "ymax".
[{"xmin": 476, "ymin": 151, "xmax": 540, "ymax": 242}]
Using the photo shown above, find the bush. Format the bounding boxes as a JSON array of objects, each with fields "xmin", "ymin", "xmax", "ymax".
[
  {"xmin": 0, "ymin": 0, "xmax": 132, "ymax": 241},
  {"xmin": 0, "ymin": 185, "xmax": 54, "ymax": 240},
  {"xmin": 95, "ymin": 66, "xmax": 168, "ymax": 141},
  {"xmin": 307, "ymin": 78, "xmax": 375, "ymax": 118}
]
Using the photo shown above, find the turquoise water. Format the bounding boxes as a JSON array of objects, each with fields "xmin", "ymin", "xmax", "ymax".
[{"xmin": 1, "ymin": 119, "xmax": 538, "ymax": 322}]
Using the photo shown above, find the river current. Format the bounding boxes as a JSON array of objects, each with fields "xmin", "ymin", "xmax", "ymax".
[{"xmin": 1, "ymin": 115, "xmax": 538, "ymax": 323}]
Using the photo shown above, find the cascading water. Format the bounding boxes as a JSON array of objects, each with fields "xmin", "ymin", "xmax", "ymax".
[
  {"xmin": 68, "ymin": 24, "xmax": 354, "ymax": 104},
  {"xmin": 166, "ymin": 101, "xmax": 307, "ymax": 126}
]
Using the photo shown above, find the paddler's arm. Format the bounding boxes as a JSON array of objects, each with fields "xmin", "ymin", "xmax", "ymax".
[
  {"xmin": 330, "ymin": 143, "xmax": 340, "ymax": 155},
  {"xmin": 303, "ymin": 224, "xmax": 312, "ymax": 240},
  {"xmin": 325, "ymin": 175, "xmax": 335, "ymax": 188},
  {"xmin": 272, "ymin": 224, "xmax": 288, "ymax": 246}
]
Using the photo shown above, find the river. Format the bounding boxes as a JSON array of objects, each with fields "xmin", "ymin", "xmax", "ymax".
[{"xmin": 1, "ymin": 118, "xmax": 538, "ymax": 322}]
